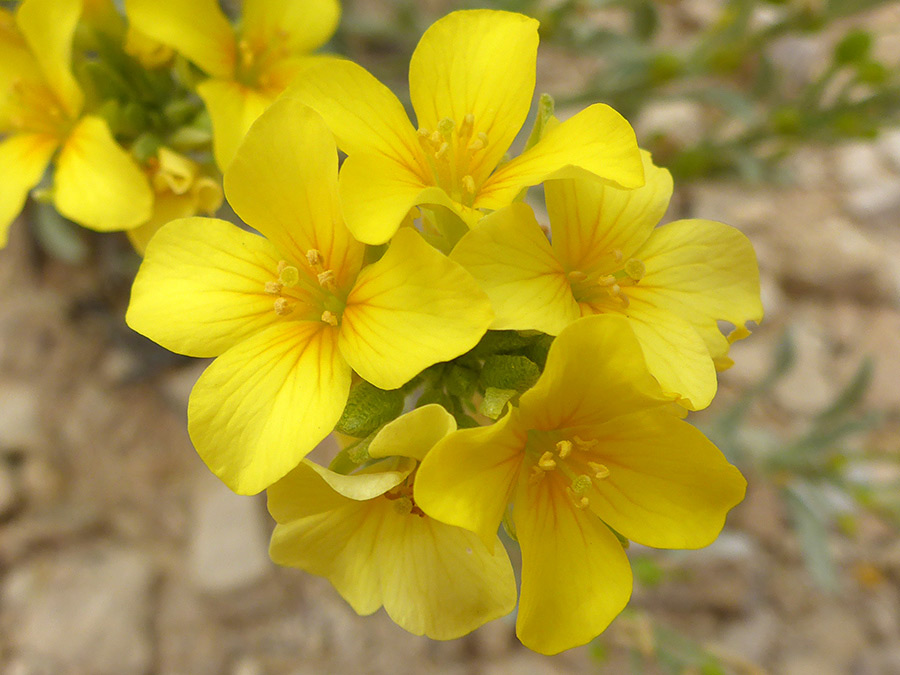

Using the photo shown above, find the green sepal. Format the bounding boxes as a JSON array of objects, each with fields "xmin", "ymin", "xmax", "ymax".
[{"xmin": 335, "ymin": 381, "xmax": 404, "ymax": 438}]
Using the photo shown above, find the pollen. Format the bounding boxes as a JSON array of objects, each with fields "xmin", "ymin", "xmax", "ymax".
[
  {"xmin": 567, "ymin": 270, "xmax": 588, "ymax": 283},
  {"xmin": 538, "ymin": 451, "xmax": 557, "ymax": 470},
  {"xmin": 274, "ymin": 298, "xmax": 293, "ymax": 315},
  {"xmin": 264, "ymin": 281, "xmax": 283, "ymax": 295},
  {"xmin": 573, "ymin": 436, "xmax": 598, "ymax": 451},
  {"xmin": 624, "ymin": 258, "xmax": 645, "ymax": 281},
  {"xmin": 306, "ymin": 249, "xmax": 323, "ymax": 266},
  {"xmin": 566, "ymin": 487, "xmax": 590, "ymax": 509},
  {"xmin": 588, "ymin": 461, "xmax": 610, "ymax": 479},
  {"xmin": 317, "ymin": 269, "xmax": 335, "ymax": 288},
  {"xmin": 321, "ymin": 310, "xmax": 339, "ymax": 326},
  {"xmin": 555, "ymin": 439, "xmax": 573, "ymax": 459}
]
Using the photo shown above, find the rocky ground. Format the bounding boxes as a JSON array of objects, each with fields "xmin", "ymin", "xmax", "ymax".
[{"xmin": 1, "ymin": 3, "xmax": 900, "ymax": 675}]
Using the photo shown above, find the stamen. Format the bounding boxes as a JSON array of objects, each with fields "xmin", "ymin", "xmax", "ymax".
[
  {"xmin": 538, "ymin": 451, "xmax": 557, "ymax": 471},
  {"xmin": 437, "ymin": 117, "xmax": 455, "ymax": 141},
  {"xmin": 458, "ymin": 113, "xmax": 474, "ymax": 141},
  {"xmin": 529, "ymin": 465, "xmax": 546, "ymax": 485},
  {"xmin": 566, "ymin": 487, "xmax": 590, "ymax": 509},
  {"xmin": 306, "ymin": 249, "xmax": 323, "ymax": 267},
  {"xmin": 598, "ymin": 275, "xmax": 617, "ymax": 287},
  {"xmin": 567, "ymin": 270, "xmax": 588, "ymax": 283},
  {"xmin": 277, "ymin": 260, "xmax": 289, "ymax": 274},
  {"xmin": 392, "ymin": 496, "xmax": 414, "ymax": 515},
  {"xmin": 274, "ymin": 298, "xmax": 293, "ymax": 316},
  {"xmin": 435, "ymin": 142, "xmax": 450, "ymax": 160},
  {"xmin": 467, "ymin": 132, "xmax": 488, "ymax": 152},
  {"xmin": 555, "ymin": 440, "xmax": 573, "ymax": 459},
  {"xmin": 317, "ymin": 269, "xmax": 336, "ymax": 288},
  {"xmin": 612, "ymin": 249, "xmax": 624, "ymax": 263},
  {"xmin": 461, "ymin": 174, "xmax": 476, "ymax": 197},
  {"xmin": 321, "ymin": 310, "xmax": 339, "ymax": 326},
  {"xmin": 264, "ymin": 281, "xmax": 283, "ymax": 295},
  {"xmin": 588, "ymin": 461, "xmax": 610, "ymax": 479},
  {"xmin": 573, "ymin": 436, "xmax": 598, "ymax": 451}
]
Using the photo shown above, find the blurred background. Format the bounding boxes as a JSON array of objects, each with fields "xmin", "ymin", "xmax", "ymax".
[{"xmin": 1, "ymin": 0, "xmax": 899, "ymax": 673}]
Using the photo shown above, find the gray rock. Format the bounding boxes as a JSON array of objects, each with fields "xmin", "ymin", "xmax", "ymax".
[
  {"xmin": 0, "ymin": 380, "xmax": 41, "ymax": 451},
  {"xmin": 2, "ymin": 546, "xmax": 156, "ymax": 675},
  {"xmin": 188, "ymin": 471, "xmax": 271, "ymax": 593},
  {"xmin": 877, "ymin": 127, "xmax": 900, "ymax": 172},
  {"xmin": 0, "ymin": 462, "xmax": 19, "ymax": 519},
  {"xmin": 635, "ymin": 100, "xmax": 705, "ymax": 149},
  {"xmin": 835, "ymin": 142, "xmax": 887, "ymax": 189}
]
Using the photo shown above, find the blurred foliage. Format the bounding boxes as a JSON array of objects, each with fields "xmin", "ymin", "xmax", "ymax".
[
  {"xmin": 704, "ymin": 331, "xmax": 895, "ymax": 590},
  {"xmin": 337, "ymin": 0, "xmax": 900, "ymax": 181}
]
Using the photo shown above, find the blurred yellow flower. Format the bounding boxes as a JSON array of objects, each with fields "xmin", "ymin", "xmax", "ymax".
[
  {"xmin": 127, "ymin": 147, "xmax": 222, "ymax": 255},
  {"xmin": 450, "ymin": 151, "xmax": 764, "ymax": 410},
  {"xmin": 288, "ymin": 9, "xmax": 645, "ymax": 245},
  {"xmin": 415, "ymin": 314, "xmax": 746, "ymax": 654},
  {"xmin": 126, "ymin": 0, "xmax": 340, "ymax": 169},
  {"xmin": 126, "ymin": 98, "xmax": 493, "ymax": 494},
  {"xmin": 0, "ymin": 0, "xmax": 152, "ymax": 247},
  {"xmin": 268, "ymin": 405, "xmax": 517, "ymax": 639}
]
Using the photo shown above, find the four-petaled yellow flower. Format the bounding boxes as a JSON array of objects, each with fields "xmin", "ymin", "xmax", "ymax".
[
  {"xmin": 268, "ymin": 405, "xmax": 517, "ymax": 639},
  {"xmin": 287, "ymin": 9, "xmax": 646, "ymax": 245},
  {"xmin": 0, "ymin": 0, "xmax": 152, "ymax": 247},
  {"xmin": 414, "ymin": 314, "xmax": 747, "ymax": 654},
  {"xmin": 126, "ymin": 0, "xmax": 340, "ymax": 169},
  {"xmin": 450, "ymin": 150, "xmax": 764, "ymax": 410},
  {"xmin": 126, "ymin": 98, "xmax": 494, "ymax": 495}
]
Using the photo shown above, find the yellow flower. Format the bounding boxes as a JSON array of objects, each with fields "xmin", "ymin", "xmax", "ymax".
[
  {"xmin": 126, "ymin": 0, "xmax": 340, "ymax": 169},
  {"xmin": 268, "ymin": 405, "xmax": 517, "ymax": 639},
  {"xmin": 450, "ymin": 151, "xmax": 764, "ymax": 410},
  {"xmin": 126, "ymin": 98, "xmax": 494, "ymax": 495},
  {"xmin": 0, "ymin": 0, "xmax": 152, "ymax": 247},
  {"xmin": 127, "ymin": 146, "xmax": 223, "ymax": 255},
  {"xmin": 287, "ymin": 9, "xmax": 645, "ymax": 245},
  {"xmin": 414, "ymin": 314, "xmax": 747, "ymax": 654}
]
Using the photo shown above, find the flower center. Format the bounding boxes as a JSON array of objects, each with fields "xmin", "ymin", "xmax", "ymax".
[
  {"xmin": 234, "ymin": 33, "xmax": 291, "ymax": 89},
  {"xmin": 263, "ymin": 250, "xmax": 346, "ymax": 326},
  {"xmin": 383, "ymin": 472, "xmax": 426, "ymax": 517},
  {"xmin": 566, "ymin": 251, "xmax": 645, "ymax": 308},
  {"xmin": 416, "ymin": 114, "xmax": 490, "ymax": 208},
  {"xmin": 525, "ymin": 431, "xmax": 610, "ymax": 510}
]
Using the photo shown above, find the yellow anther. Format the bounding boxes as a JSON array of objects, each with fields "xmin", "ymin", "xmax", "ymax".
[
  {"xmin": 598, "ymin": 275, "xmax": 617, "ymax": 287},
  {"xmin": 278, "ymin": 265, "xmax": 300, "ymax": 287},
  {"xmin": 277, "ymin": 260, "xmax": 289, "ymax": 274},
  {"xmin": 430, "ymin": 131, "xmax": 442, "ymax": 146},
  {"xmin": 321, "ymin": 310, "xmax": 339, "ymax": 326},
  {"xmin": 572, "ymin": 474, "xmax": 592, "ymax": 494},
  {"xmin": 317, "ymin": 269, "xmax": 335, "ymax": 288},
  {"xmin": 612, "ymin": 249, "xmax": 624, "ymax": 263},
  {"xmin": 467, "ymin": 132, "xmax": 488, "ymax": 152},
  {"xmin": 529, "ymin": 465, "xmax": 546, "ymax": 485},
  {"xmin": 459, "ymin": 113, "xmax": 474, "ymax": 139},
  {"xmin": 573, "ymin": 436, "xmax": 598, "ymax": 451},
  {"xmin": 538, "ymin": 451, "xmax": 557, "ymax": 471},
  {"xmin": 435, "ymin": 142, "xmax": 450, "ymax": 160},
  {"xmin": 461, "ymin": 174, "xmax": 476, "ymax": 196},
  {"xmin": 264, "ymin": 281, "xmax": 283, "ymax": 295},
  {"xmin": 588, "ymin": 462, "xmax": 610, "ymax": 479},
  {"xmin": 274, "ymin": 298, "xmax": 293, "ymax": 316},
  {"xmin": 624, "ymin": 258, "xmax": 645, "ymax": 281},
  {"xmin": 555, "ymin": 439, "xmax": 573, "ymax": 459},
  {"xmin": 567, "ymin": 270, "xmax": 588, "ymax": 283},
  {"xmin": 306, "ymin": 249, "xmax": 323, "ymax": 267},
  {"xmin": 438, "ymin": 117, "xmax": 455, "ymax": 140}
]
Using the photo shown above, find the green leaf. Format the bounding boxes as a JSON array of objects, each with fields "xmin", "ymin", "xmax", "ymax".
[
  {"xmin": 784, "ymin": 482, "xmax": 839, "ymax": 591},
  {"xmin": 479, "ymin": 387, "xmax": 517, "ymax": 420}
]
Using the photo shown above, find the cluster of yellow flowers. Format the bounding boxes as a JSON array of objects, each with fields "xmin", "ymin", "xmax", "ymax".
[{"xmin": 3, "ymin": 0, "xmax": 764, "ymax": 655}]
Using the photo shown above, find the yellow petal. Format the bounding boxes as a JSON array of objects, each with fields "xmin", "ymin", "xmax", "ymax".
[
  {"xmin": 376, "ymin": 503, "xmax": 516, "ymax": 639},
  {"xmin": 286, "ymin": 57, "xmax": 422, "ymax": 166},
  {"xmin": 629, "ymin": 219, "xmax": 764, "ymax": 367},
  {"xmin": 546, "ymin": 151, "xmax": 672, "ymax": 273},
  {"xmin": 513, "ymin": 474, "xmax": 632, "ymax": 654},
  {"xmin": 477, "ymin": 104, "xmax": 644, "ymax": 211},
  {"xmin": 126, "ymin": 217, "xmax": 286, "ymax": 358},
  {"xmin": 125, "ymin": 0, "xmax": 235, "ymax": 78},
  {"xmin": 309, "ymin": 458, "xmax": 415, "ymax": 502},
  {"xmin": 197, "ymin": 78, "xmax": 273, "ymax": 170},
  {"xmin": 338, "ymin": 151, "xmax": 450, "ymax": 245},
  {"xmin": 189, "ymin": 321, "xmax": 351, "ymax": 494},
  {"xmin": 16, "ymin": 0, "xmax": 83, "ymax": 116},
  {"xmin": 368, "ymin": 404, "xmax": 458, "ymax": 462},
  {"xmin": 242, "ymin": 0, "xmax": 340, "ymax": 54},
  {"xmin": 0, "ymin": 12, "xmax": 44, "ymax": 114},
  {"xmin": 518, "ymin": 314, "xmax": 672, "ymax": 431},
  {"xmin": 624, "ymin": 297, "xmax": 718, "ymax": 410},
  {"xmin": 414, "ymin": 412, "xmax": 523, "ymax": 548},
  {"xmin": 450, "ymin": 203, "xmax": 579, "ymax": 335},
  {"xmin": 53, "ymin": 115, "xmax": 153, "ymax": 231},
  {"xmin": 270, "ymin": 478, "xmax": 517, "ymax": 638},
  {"xmin": 585, "ymin": 410, "xmax": 746, "ymax": 548},
  {"xmin": 268, "ymin": 460, "xmax": 353, "ymax": 523},
  {"xmin": 223, "ymin": 97, "xmax": 364, "ymax": 284},
  {"xmin": 339, "ymin": 228, "xmax": 493, "ymax": 389},
  {"xmin": 408, "ymin": 9, "xmax": 538, "ymax": 184},
  {"xmin": 0, "ymin": 132, "xmax": 56, "ymax": 247}
]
